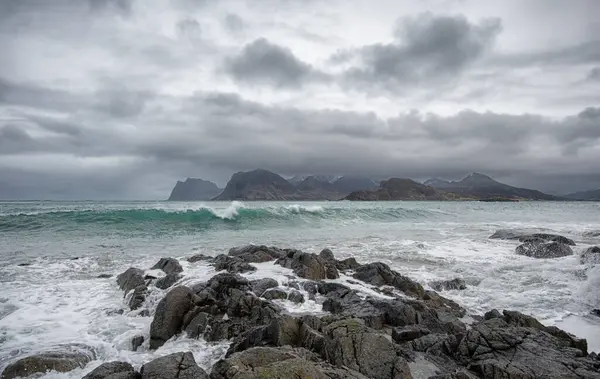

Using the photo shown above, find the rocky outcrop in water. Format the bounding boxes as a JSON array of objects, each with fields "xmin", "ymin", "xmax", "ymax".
[
  {"xmin": 9, "ymin": 245, "xmax": 599, "ymax": 379},
  {"xmin": 1, "ymin": 344, "xmax": 96, "ymax": 379},
  {"xmin": 489, "ymin": 229, "xmax": 576, "ymax": 245},
  {"xmin": 516, "ymin": 241, "xmax": 574, "ymax": 258},
  {"xmin": 582, "ymin": 246, "xmax": 600, "ymax": 264}
]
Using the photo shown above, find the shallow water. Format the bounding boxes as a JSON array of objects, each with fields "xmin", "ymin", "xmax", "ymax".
[{"xmin": 1, "ymin": 200, "xmax": 600, "ymax": 375}]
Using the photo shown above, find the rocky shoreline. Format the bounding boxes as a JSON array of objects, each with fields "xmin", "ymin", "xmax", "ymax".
[{"xmin": 3, "ymin": 236, "xmax": 600, "ymax": 379}]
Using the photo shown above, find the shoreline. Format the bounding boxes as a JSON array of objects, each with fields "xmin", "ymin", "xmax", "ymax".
[{"xmin": 3, "ymin": 243, "xmax": 600, "ymax": 379}]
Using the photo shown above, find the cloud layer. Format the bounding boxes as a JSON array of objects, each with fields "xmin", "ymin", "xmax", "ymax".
[{"xmin": 1, "ymin": 0, "xmax": 599, "ymax": 199}]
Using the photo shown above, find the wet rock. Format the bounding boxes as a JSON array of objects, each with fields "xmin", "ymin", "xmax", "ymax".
[
  {"xmin": 262, "ymin": 288, "xmax": 287, "ymax": 300},
  {"xmin": 453, "ymin": 315, "xmax": 598, "ymax": 379},
  {"xmin": 250, "ymin": 278, "xmax": 278, "ymax": 296},
  {"xmin": 154, "ymin": 274, "xmax": 181, "ymax": 290},
  {"xmin": 581, "ymin": 246, "xmax": 600, "ymax": 264},
  {"xmin": 187, "ymin": 254, "xmax": 213, "ymax": 263},
  {"xmin": 490, "ymin": 229, "xmax": 576, "ymax": 245},
  {"xmin": 516, "ymin": 241, "xmax": 573, "ymax": 258},
  {"xmin": 583, "ymin": 231, "xmax": 600, "ymax": 238},
  {"xmin": 150, "ymin": 258, "xmax": 183, "ymax": 275},
  {"xmin": 128, "ymin": 285, "xmax": 147, "ymax": 310},
  {"xmin": 211, "ymin": 347, "xmax": 369, "ymax": 379},
  {"xmin": 228, "ymin": 245, "xmax": 284, "ymax": 262},
  {"xmin": 184, "ymin": 312, "xmax": 210, "ymax": 338},
  {"xmin": 97, "ymin": 274, "xmax": 112, "ymax": 279},
  {"xmin": 213, "ymin": 254, "xmax": 256, "ymax": 274},
  {"xmin": 483, "ymin": 309, "xmax": 502, "ymax": 320},
  {"xmin": 319, "ymin": 248, "xmax": 340, "ymax": 279},
  {"xmin": 149, "ymin": 286, "xmax": 199, "ymax": 349},
  {"xmin": 353, "ymin": 262, "xmax": 425, "ymax": 298},
  {"xmin": 83, "ymin": 361, "xmax": 136, "ymax": 379},
  {"xmin": 392, "ymin": 326, "xmax": 431, "ymax": 343},
  {"xmin": 288, "ymin": 290, "xmax": 305, "ymax": 304},
  {"xmin": 1, "ymin": 344, "xmax": 96, "ymax": 379},
  {"xmin": 17, "ymin": 263, "xmax": 31, "ymax": 267},
  {"xmin": 322, "ymin": 318, "xmax": 412, "ymax": 379},
  {"xmin": 592, "ymin": 309, "xmax": 600, "ymax": 317},
  {"xmin": 430, "ymin": 278, "xmax": 466, "ymax": 291},
  {"xmin": 336, "ymin": 257, "xmax": 361, "ymax": 271},
  {"xmin": 140, "ymin": 352, "xmax": 208, "ymax": 379},
  {"xmin": 116, "ymin": 268, "xmax": 145, "ymax": 293},
  {"xmin": 275, "ymin": 249, "xmax": 334, "ymax": 280},
  {"xmin": 319, "ymin": 248, "xmax": 335, "ymax": 261},
  {"xmin": 131, "ymin": 335, "xmax": 144, "ymax": 351}
]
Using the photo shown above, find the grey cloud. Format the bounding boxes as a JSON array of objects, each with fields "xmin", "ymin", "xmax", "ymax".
[
  {"xmin": 177, "ymin": 17, "xmax": 201, "ymax": 40},
  {"xmin": 588, "ymin": 67, "xmax": 600, "ymax": 81},
  {"xmin": 224, "ymin": 14, "xmax": 244, "ymax": 33},
  {"xmin": 494, "ymin": 40, "xmax": 600, "ymax": 67},
  {"xmin": 340, "ymin": 13, "xmax": 501, "ymax": 91},
  {"xmin": 226, "ymin": 38, "xmax": 329, "ymax": 88}
]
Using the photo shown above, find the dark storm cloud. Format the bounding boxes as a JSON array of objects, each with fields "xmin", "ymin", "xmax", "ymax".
[
  {"xmin": 339, "ymin": 13, "xmax": 502, "ymax": 91},
  {"xmin": 226, "ymin": 38, "xmax": 329, "ymax": 88}
]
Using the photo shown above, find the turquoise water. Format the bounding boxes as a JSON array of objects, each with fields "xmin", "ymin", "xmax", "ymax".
[{"xmin": 1, "ymin": 200, "xmax": 600, "ymax": 375}]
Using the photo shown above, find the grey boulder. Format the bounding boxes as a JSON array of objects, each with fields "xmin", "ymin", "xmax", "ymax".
[
  {"xmin": 516, "ymin": 241, "xmax": 573, "ymax": 258},
  {"xmin": 1, "ymin": 344, "xmax": 95, "ymax": 379},
  {"xmin": 430, "ymin": 278, "xmax": 466, "ymax": 291},
  {"xmin": 149, "ymin": 286, "xmax": 200, "ymax": 349},
  {"xmin": 83, "ymin": 361, "xmax": 137, "ymax": 379},
  {"xmin": 141, "ymin": 352, "xmax": 207, "ymax": 379},
  {"xmin": 250, "ymin": 278, "xmax": 278, "ymax": 296},
  {"xmin": 353, "ymin": 262, "xmax": 425, "ymax": 298},
  {"xmin": 581, "ymin": 246, "xmax": 600, "ymax": 264},
  {"xmin": 116, "ymin": 268, "xmax": 145, "ymax": 293},
  {"xmin": 154, "ymin": 274, "xmax": 181, "ymax": 290},
  {"xmin": 275, "ymin": 249, "xmax": 337, "ymax": 280},
  {"xmin": 151, "ymin": 258, "xmax": 183, "ymax": 275}
]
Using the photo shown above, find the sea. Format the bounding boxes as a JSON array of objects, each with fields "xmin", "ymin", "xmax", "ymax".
[{"xmin": 1, "ymin": 200, "xmax": 600, "ymax": 377}]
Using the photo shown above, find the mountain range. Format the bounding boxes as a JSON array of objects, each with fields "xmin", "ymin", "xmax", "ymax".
[{"xmin": 168, "ymin": 169, "xmax": 598, "ymax": 201}]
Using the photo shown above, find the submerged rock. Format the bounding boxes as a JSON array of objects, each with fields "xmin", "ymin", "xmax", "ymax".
[
  {"xmin": 490, "ymin": 229, "xmax": 576, "ymax": 245},
  {"xmin": 141, "ymin": 352, "xmax": 208, "ymax": 379},
  {"xmin": 581, "ymin": 246, "xmax": 600, "ymax": 264},
  {"xmin": 150, "ymin": 258, "xmax": 183, "ymax": 275},
  {"xmin": 131, "ymin": 335, "xmax": 144, "ymax": 351},
  {"xmin": 430, "ymin": 278, "xmax": 466, "ymax": 291},
  {"xmin": 1, "ymin": 344, "xmax": 96, "ymax": 379},
  {"xmin": 83, "ymin": 361, "xmax": 137, "ymax": 379},
  {"xmin": 516, "ymin": 241, "xmax": 573, "ymax": 258}
]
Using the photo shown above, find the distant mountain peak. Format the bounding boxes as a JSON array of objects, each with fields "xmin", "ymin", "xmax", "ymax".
[{"xmin": 168, "ymin": 178, "xmax": 222, "ymax": 201}]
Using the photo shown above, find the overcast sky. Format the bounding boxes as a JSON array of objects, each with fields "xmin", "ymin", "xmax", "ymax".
[{"xmin": 1, "ymin": 0, "xmax": 599, "ymax": 199}]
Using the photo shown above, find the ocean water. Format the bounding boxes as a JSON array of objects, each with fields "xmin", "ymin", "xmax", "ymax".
[{"xmin": 1, "ymin": 200, "xmax": 600, "ymax": 376}]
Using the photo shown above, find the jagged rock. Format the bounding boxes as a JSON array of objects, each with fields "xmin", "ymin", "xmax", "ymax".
[
  {"xmin": 228, "ymin": 245, "xmax": 284, "ymax": 262},
  {"xmin": 187, "ymin": 254, "xmax": 213, "ymax": 263},
  {"xmin": 288, "ymin": 290, "xmax": 305, "ymax": 304},
  {"xmin": 83, "ymin": 362, "xmax": 136, "ymax": 379},
  {"xmin": 213, "ymin": 254, "xmax": 256, "ymax": 274},
  {"xmin": 116, "ymin": 268, "xmax": 145, "ymax": 293},
  {"xmin": 581, "ymin": 246, "xmax": 600, "ymax": 264},
  {"xmin": 140, "ymin": 352, "xmax": 208, "ymax": 379},
  {"xmin": 453, "ymin": 315, "xmax": 599, "ymax": 379},
  {"xmin": 322, "ymin": 318, "xmax": 412, "ymax": 379},
  {"xmin": 392, "ymin": 326, "xmax": 431, "ymax": 343},
  {"xmin": 154, "ymin": 274, "xmax": 181, "ymax": 290},
  {"xmin": 430, "ymin": 278, "xmax": 466, "ymax": 291},
  {"xmin": 319, "ymin": 248, "xmax": 335, "ymax": 261},
  {"xmin": 128, "ymin": 284, "xmax": 147, "ymax": 310},
  {"xmin": 211, "ymin": 347, "xmax": 369, "ymax": 379},
  {"xmin": 250, "ymin": 278, "xmax": 278, "ymax": 296},
  {"xmin": 483, "ymin": 309, "xmax": 502, "ymax": 320},
  {"xmin": 131, "ymin": 335, "xmax": 144, "ymax": 351},
  {"xmin": 184, "ymin": 312, "xmax": 210, "ymax": 338},
  {"xmin": 262, "ymin": 288, "xmax": 287, "ymax": 300},
  {"xmin": 353, "ymin": 262, "xmax": 425, "ymax": 298},
  {"xmin": 149, "ymin": 286, "xmax": 199, "ymax": 349},
  {"xmin": 318, "ymin": 249, "xmax": 340, "ymax": 279},
  {"xmin": 1, "ymin": 344, "xmax": 96, "ymax": 379},
  {"xmin": 490, "ymin": 230, "xmax": 576, "ymax": 245},
  {"xmin": 275, "ymin": 249, "xmax": 335, "ymax": 280},
  {"xmin": 150, "ymin": 258, "xmax": 183, "ymax": 275},
  {"xmin": 516, "ymin": 241, "xmax": 573, "ymax": 258},
  {"xmin": 336, "ymin": 257, "xmax": 361, "ymax": 271}
]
